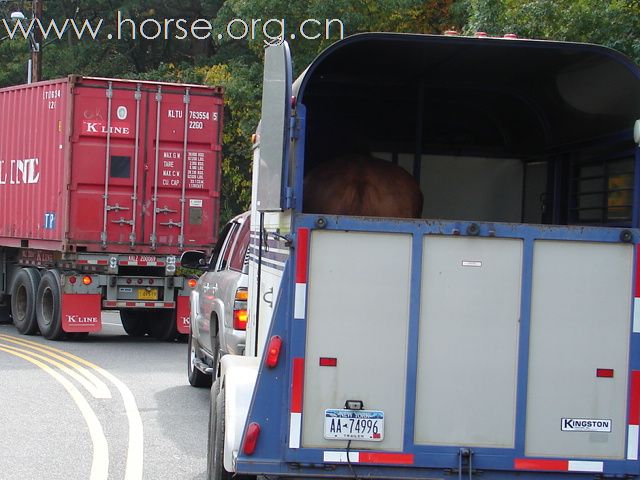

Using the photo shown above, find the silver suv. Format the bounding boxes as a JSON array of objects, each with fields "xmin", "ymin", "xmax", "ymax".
[{"xmin": 184, "ymin": 211, "xmax": 250, "ymax": 387}]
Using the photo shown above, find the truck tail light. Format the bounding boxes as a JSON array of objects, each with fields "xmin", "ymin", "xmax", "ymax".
[
  {"xmin": 82, "ymin": 276, "xmax": 92, "ymax": 285},
  {"xmin": 265, "ymin": 336, "xmax": 282, "ymax": 368},
  {"xmin": 233, "ymin": 287, "xmax": 248, "ymax": 330},
  {"xmin": 242, "ymin": 422, "xmax": 261, "ymax": 455},
  {"xmin": 187, "ymin": 278, "xmax": 197, "ymax": 288}
]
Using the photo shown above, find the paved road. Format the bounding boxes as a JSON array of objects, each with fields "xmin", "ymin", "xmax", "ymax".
[{"xmin": 0, "ymin": 311, "xmax": 210, "ymax": 480}]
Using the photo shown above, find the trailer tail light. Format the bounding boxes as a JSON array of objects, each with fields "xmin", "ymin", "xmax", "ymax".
[
  {"xmin": 82, "ymin": 276, "xmax": 92, "ymax": 285},
  {"xmin": 266, "ymin": 336, "xmax": 283, "ymax": 368},
  {"xmin": 233, "ymin": 288, "xmax": 248, "ymax": 330},
  {"xmin": 187, "ymin": 278, "xmax": 197, "ymax": 288},
  {"xmin": 242, "ymin": 422, "xmax": 261, "ymax": 455}
]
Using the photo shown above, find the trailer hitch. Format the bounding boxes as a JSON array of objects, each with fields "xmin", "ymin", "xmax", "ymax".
[{"xmin": 457, "ymin": 448, "xmax": 474, "ymax": 480}]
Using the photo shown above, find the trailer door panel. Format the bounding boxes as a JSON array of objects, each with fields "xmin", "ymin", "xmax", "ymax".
[
  {"xmin": 525, "ymin": 240, "xmax": 633, "ymax": 459},
  {"xmin": 302, "ymin": 230, "xmax": 412, "ymax": 451},
  {"xmin": 414, "ymin": 236, "xmax": 522, "ymax": 447}
]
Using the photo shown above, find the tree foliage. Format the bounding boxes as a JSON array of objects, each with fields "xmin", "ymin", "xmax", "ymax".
[{"xmin": 0, "ymin": 0, "xmax": 638, "ymax": 226}]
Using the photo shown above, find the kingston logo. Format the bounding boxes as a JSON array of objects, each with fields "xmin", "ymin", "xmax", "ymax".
[{"xmin": 561, "ymin": 418, "xmax": 611, "ymax": 432}]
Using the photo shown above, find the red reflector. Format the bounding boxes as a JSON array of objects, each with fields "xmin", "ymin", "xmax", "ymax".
[
  {"xmin": 597, "ymin": 368, "xmax": 614, "ymax": 378},
  {"xmin": 319, "ymin": 357, "xmax": 337, "ymax": 367},
  {"xmin": 68, "ymin": 276, "xmax": 77, "ymax": 284},
  {"xmin": 242, "ymin": 422, "xmax": 261, "ymax": 455},
  {"xmin": 265, "ymin": 336, "xmax": 283, "ymax": 368}
]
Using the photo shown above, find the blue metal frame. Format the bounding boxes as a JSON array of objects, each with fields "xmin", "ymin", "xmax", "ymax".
[
  {"xmin": 237, "ymin": 31, "xmax": 640, "ymax": 480},
  {"xmin": 237, "ymin": 214, "xmax": 640, "ymax": 479}
]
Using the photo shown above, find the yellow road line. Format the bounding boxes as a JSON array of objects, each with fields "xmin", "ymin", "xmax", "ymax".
[
  {"xmin": 0, "ymin": 334, "xmax": 144, "ymax": 480},
  {"xmin": 0, "ymin": 346, "xmax": 109, "ymax": 480},
  {"xmin": 0, "ymin": 340, "xmax": 111, "ymax": 399}
]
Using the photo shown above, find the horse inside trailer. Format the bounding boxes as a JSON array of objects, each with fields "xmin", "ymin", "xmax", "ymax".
[{"xmin": 296, "ymin": 34, "xmax": 640, "ymax": 227}]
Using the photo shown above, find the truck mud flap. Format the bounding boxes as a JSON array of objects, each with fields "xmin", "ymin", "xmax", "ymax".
[{"xmin": 61, "ymin": 293, "xmax": 102, "ymax": 332}]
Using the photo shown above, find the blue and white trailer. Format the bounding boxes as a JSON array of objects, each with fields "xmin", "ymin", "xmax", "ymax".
[{"xmin": 209, "ymin": 32, "xmax": 640, "ymax": 480}]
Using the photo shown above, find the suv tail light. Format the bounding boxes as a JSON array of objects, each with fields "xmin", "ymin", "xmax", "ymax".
[{"xmin": 233, "ymin": 287, "xmax": 248, "ymax": 330}]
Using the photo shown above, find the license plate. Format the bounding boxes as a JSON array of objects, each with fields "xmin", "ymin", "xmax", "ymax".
[
  {"xmin": 324, "ymin": 409, "xmax": 384, "ymax": 441},
  {"xmin": 137, "ymin": 288, "xmax": 158, "ymax": 300}
]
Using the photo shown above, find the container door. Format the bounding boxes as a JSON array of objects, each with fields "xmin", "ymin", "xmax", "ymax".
[
  {"xmin": 144, "ymin": 85, "xmax": 223, "ymax": 251},
  {"xmin": 256, "ymin": 41, "xmax": 293, "ymax": 212},
  {"xmin": 69, "ymin": 81, "xmax": 144, "ymax": 248}
]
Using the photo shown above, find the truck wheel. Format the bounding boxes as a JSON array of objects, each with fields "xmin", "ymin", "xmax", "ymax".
[
  {"xmin": 149, "ymin": 310, "xmax": 177, "ymax": 341},
  {"xmin": 207, "ymin": 381, "xmax": 232, "ymax": 480},
  {"xmin": 120, "ymin": 311, "xmax": 149, "ymax": 337},
  {"xmin": 10, "ymin": 268, "xmax": 41, "ymax": 335},
  {"xmin": 36, "ymin": 270, "xmax": 65, "ymax": 340}
]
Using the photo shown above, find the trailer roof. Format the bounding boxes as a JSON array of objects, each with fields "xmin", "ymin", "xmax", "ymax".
[{"xmin": 294, "ymin": 33, "xmax": 640, "ymax": 150}]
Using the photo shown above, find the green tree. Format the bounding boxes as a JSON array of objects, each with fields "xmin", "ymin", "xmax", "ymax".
[{"xmin": 459, "ymin": 0, "xmax": 640, "ymax": 63}]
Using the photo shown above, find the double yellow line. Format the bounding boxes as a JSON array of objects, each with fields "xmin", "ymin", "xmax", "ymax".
[{"xmin": 0, "ymin": 334, "xmax": 144, "ymax": 480}]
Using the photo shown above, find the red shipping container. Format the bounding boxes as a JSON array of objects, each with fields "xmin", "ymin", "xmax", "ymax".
[{"xmin": 0, "ymin": 76, "xmax": 223, "ymax": 254}]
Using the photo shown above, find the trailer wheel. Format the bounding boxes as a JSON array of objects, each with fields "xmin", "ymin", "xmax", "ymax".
[
  {"xmin": 36, "ymin": 270, "xmax": 64, "ymax": 340},
  {"xmin": 120, "ymin": 311, "xmax": 149, "ymax": 337},
  {"xmin": 188, "ymin": 329, "xmax": 213, "ymax": 388},
  {"xmin": 207, "ymin": 381, "xmax": 232, "ymax": 480},
  {"xmin": 10, "ymin": 268, "xmax": 41, "ymax": 335},
  {"xmin": 149, "ymin": 310, "xmax": 178, "ymax": 341}
]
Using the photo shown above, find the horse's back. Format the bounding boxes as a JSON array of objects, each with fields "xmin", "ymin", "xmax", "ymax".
[{"xmin": 303, "ymin": 155, "xmax": 423, "ymax": 218}]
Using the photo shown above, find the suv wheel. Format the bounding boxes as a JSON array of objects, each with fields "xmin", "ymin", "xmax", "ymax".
[{"xmin": 188, "ymin": 329, "xmax": 213, "ymax": 388}]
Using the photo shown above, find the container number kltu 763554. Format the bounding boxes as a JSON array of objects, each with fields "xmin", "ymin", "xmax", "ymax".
[
  {"xmin": 0, "ymin": 75, "xmax": 223, "ymax": 341},
  {"xmin": 205, "ymin": 32, "xmax": 640, "ymax": 480}
]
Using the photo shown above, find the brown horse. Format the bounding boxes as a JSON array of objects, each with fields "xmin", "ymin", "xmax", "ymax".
[{"xmin": 303, "ymin": 155, "xmax": 423, "ymax": 218}]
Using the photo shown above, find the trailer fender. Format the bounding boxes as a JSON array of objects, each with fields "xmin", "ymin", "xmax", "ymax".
[{"xmin": 220, "ymin": 355, "xmax": 260, "ymax": 473}]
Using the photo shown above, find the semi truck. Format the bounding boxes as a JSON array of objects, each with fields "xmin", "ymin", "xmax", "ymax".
[
  {"xmin": 0, "ymin": 76, "xmax": 223, "ymax": 340},
  {"xmin": 200, "ymin": 32, "xmax": 640, "ymax": 480}
]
